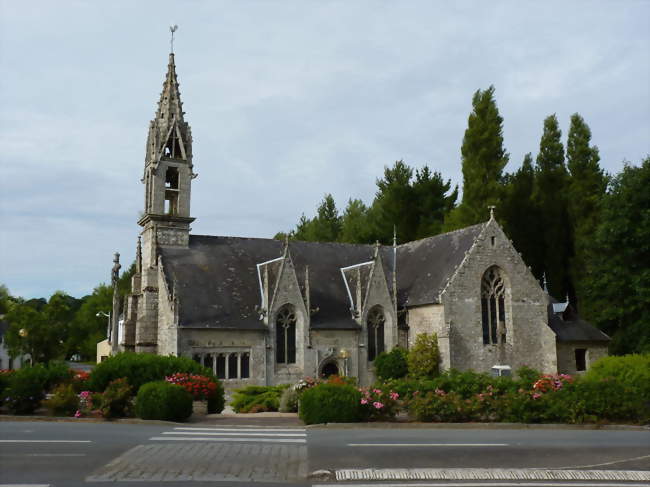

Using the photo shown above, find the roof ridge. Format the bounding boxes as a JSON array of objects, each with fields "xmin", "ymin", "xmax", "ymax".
[{"xmin": 397, "ymin": 221, "xmax": 486, "ymax": 248}]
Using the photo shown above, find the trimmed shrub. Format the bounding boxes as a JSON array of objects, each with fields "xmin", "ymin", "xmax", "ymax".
[
  {"xmin": 407, "ymin": 333, "xmax": 440, "ymax": 379},
  {"xmin": 374, "ymin": 348, "xmax": 408, "ymax": 381},
  {"xmin": 135, "ymin": 381, "xmax": 193, "ymax": 422},
  {"xmin": 299, "ymin": 383, "xmax": 362, "ymax": 424},
  {"xmin": 87, "ymin": 352, "xmax": 213, "ymax": 393},
  {"xmin": 43, "ymin": 384, "xmax": 79, "ymax": 417},
  {"xmin": 207, "ymin": 390, "xmax": 225, "ymax": 414},
  {"xmin": 231, "ymin": 385, "xmax": 288, "ymax": 413},
  {"xmin": 279, "ymin": 387, "xmax": 299, "ymax": 413},
  {"xmin": 98, "ymin": 378, "xmax": 133, "ymax": 419}
]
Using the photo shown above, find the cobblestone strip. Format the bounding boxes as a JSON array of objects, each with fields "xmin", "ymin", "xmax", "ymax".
[
  {"xmin": 335, "ymin": 468, "xmax": 650, "ymax": 482},
  {"xmin": 86, "ymin": 442, "xmax": 308, "ymax": 482}
]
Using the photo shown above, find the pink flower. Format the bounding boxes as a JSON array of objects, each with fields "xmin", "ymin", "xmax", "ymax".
[
  {"xmin": 361, "ymin": 399, "xmax": 368, "ymax": 404},
  {"xmin": 532, "ymin": 393, "xmax": 541, "ymax": 400},
  {"xmin": 74, "ymin": 410, "xmax": 81, "ymax": 418},
  {"xmin": 373, "ymin": 389, "xmax": 382, "ymax": 394},
  {"xmin": 389, "ymin": 392, "xmax": 399, "ymax": 400},
  {"xmin": 435, "ymin": 388, "xmax": 446, "ymax": 396},
  {"xmin": 373, "ymin": 402, "xmax": 384, "ymax": 409}
]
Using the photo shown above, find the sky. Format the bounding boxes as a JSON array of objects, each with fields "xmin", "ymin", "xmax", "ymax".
[{"xmin": 0, "ymin": 1, "xmax": 648, "ymax": 299}]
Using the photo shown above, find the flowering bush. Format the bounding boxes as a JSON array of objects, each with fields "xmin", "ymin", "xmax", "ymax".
[
  {"xmin": 71, "ymin": 371, "xmax": 91, "ymax": 393},
  {"xmin": 358, "ymin": 387, "xmax": 400, "ymax": 421},
  {"xmin": 74, "ymin": 390, "xmax": 101, "ymax": 418},
  {"xmin": 532, "ymin": 374, "xmax": 573, "ymax": 395},
  {"xmin": 294, "ymin": 377, "xmax": 319, "ymax": 393},
  {"xmin": 98, "ymin": 378, "xmax": 133, "ymax": 419},
  {"xmin": 165, "ymin": 373, "xmax": 219, "ymax": 401}
]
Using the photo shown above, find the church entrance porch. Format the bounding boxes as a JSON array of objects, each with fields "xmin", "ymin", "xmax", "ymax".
[{"xmin": 319, "ymin": 360, "xmax": 339, "ymax": 378}]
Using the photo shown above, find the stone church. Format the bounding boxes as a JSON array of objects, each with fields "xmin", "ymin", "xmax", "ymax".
[{"xmin": 110, "ymin": 52, "xmax": 609, "ymax": 387}]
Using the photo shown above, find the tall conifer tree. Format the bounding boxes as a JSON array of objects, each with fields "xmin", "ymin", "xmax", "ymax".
[
  {"xmin": 501, "ymin": 153, "xmax": 544, "ymax": 277},
  {"xmin": 445, "ymin": 86, "xmax": 508, "ymax": 230},
  {"xmin": 533, "ymin": 114, "xmax": 571, "ymax": 298},
  {"xmin": 566, "ymin": 113, "xmax": 607, "ymax": 309}
]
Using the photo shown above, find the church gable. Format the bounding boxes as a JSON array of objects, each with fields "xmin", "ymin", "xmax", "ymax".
[{"xmin": 439, "ymin": 217, "xmax": 557, "ymax": 373}]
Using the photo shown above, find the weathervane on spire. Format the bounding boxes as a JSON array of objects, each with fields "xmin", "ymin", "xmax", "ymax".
[{"xmin": 170, "ymin": 25, "xmax": 178, "ymax": 53}]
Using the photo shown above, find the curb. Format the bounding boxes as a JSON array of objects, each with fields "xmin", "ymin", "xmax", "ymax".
[
  {"xmin": 2, "ymin": 415, "xmax": 647, "ymax": 431},
  {"xmin": 305, "ymin": 421, "xmax": 650, "ymax": 431}
]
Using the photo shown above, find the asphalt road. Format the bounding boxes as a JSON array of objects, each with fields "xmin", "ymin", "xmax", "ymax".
[{"xmin": 0, "ymin": 420, "xmax": 648, "ymax": 486}]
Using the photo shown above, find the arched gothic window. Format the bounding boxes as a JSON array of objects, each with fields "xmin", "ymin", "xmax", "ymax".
[
  {"xmin": 481, "ymin": 266, "xmax": 507, "ymax": 345},
  {"xmin": 276, "ymin": 305, "xmax": 297, "ymax": 364},
  {"xmin": 367, "ymin": 306, "xmax": 385, "ymax": 361}
]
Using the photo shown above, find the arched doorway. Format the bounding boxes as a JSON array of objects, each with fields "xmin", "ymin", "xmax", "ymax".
[{"xmin": 320, "ymin": 361, "xmax": 339, "ymax": 378}]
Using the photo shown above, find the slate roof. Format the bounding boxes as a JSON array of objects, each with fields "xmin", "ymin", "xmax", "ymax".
[
  {"xmin": 161, "ymin": 236, "xmax": 386, "ymax": 330},
  {"xmin": 159, "ymin": 224, "xmax": 485, "ymax": 330},
  {"xmin": 396, "ymin": 223, "xmax": 485, "ymax": 307},
  {"xmin": 546, "ymin": 303, "xmax": 610, "ymax": 343}
]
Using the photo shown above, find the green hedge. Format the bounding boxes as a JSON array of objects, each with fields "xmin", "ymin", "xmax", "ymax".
[
  {"xmin": 1, "ymin": 362, "xmax": 74, "ymax": 415},
  {"xmin": 135, "ymin": 381, "xmax": 193, "ymax": 422},
  {"xmin": 88, "ymin": 353, "xmax": 214, "ymax": 392},
  {"xmin": 583, "ymin": 354, "xmax": 650, "ymax": 401},
  {"xmin": 299, "ymin": 383, "xmax": 362, "ymax": 424},
  {"xmin": 231, "ymin": 385, "xmax": 288, "ymax": 413}
]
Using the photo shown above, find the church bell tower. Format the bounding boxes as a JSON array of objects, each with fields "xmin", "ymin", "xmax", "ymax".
[{"xmin": 138, "ymin": 52, "xmax": 196, "ymax": 269}]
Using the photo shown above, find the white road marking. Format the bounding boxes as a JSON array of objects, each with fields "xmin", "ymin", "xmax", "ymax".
[
  {"xmin": 558, "ymin": 453, "xmax": 650, "ymax": 469},
  {"xmin": 163, "ymin": 431, "xmax": 306, "ymax": 437},
  {"xmin": 0, "ymin": 440, "xmax": 92, "ymax": 443},
  {"xmin": 335, "ymin": 468, "xmax": 650, "ymax": 482},
  {"xmin": 174, "ymin": 427, "xmax": 305, "ymax": 432},
  {"xmin": 0, "ymin": 484, "xmax": 51, "ymax": 487},
  {"xmin": 0, "ymin": 453, "xmax": 86, "ymax": 457},
  {"xmin": 316, "ymin": 484, "xmax": 650, "ymax": 487},
  {"xmin": 149, "ymin": 436, "xmax": 306, "ymax": 443},
  {"xmin": 347, "ymin": 443, "xmax": 509, "ymax": 447}
]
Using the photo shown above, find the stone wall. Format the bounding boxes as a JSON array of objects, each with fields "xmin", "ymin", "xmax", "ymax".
[
  {"xmin": 556, "ymin": 341, "xmax": 608, "ymax": 375},
  {"xmin": 310, "ymin": 329, "xmax": 360, "ymax": 380},
  {"xmin": 441, "ymin": 220, "xmax": 557, "ymax": 374},
  {"xmin": 178, "ymin": 329, "xmax": 267, "ymax": 389},
  {"xmin": 406, "ymin": 304, "xmax": 450, "ymax": 370}
]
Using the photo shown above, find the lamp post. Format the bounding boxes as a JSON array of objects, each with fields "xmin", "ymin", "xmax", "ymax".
[
  {"xmin": 339, "ymin": 348, "xmax": 349, "ymax": 377},
  {"xmin": 96, "ymin": 311, "xmax": 111, "ymax": 342}
]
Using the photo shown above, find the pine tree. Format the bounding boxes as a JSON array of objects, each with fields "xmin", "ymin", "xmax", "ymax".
[
  {"xmin": 412, "ymin": 166, "xmax": 457, "ymax": 239},
  {"xmin": 369, "ymin": 160, "xmax": 418, "ymax": 243},
  {"xmin": 501, "ymin": 153, "xmax": 544, "ymax": 277},
  {"xmin": 445, "ymin": 85, "xmax": 508, "ymax": 230},
  {"xmin": 566, "ymin": 113, "xmax": 607, "ymax": 310},
  {"xmin": 338, "ymin": 199, "xmax": 372, "ymax": 244},
  {"xmin": 533, "ymin": 114, "xmax": 570, "ymax": 298}
]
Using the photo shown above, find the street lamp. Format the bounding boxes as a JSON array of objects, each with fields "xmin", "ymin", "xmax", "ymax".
[
  {"xmin": 96, "ymin": 311, "xmax": 111, "ymax": 341},
  {"xmin": 339, "ymin": 348, "xmax": 350, "ymax": 376}
]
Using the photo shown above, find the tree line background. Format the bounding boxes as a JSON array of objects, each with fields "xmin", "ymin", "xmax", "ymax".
[{"xmin": 1, "ymin": 86, "xmax": 648, "ymax": 362}]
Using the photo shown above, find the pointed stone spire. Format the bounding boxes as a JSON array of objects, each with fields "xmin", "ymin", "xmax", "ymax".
[
  {"xmin": 156, "ymin": 53, "xmax": 185, "ymax": 125},
  {"xmin": 145, "ymin": 50, "xmax": 192, "ymax": 165},
  {"xmin": 488, "ymin": 205, "xmax": 496, "ymax": 220}
]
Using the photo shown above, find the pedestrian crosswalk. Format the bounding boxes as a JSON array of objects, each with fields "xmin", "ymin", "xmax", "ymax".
[{"xmin": 149, "ymin": 426, "xmax": 307, "ymax": 444}]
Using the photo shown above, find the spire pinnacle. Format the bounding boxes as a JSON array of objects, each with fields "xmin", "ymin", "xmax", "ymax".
[
  {"xmin": 170, "ymin": 25, "xmax": 178, "ymax": 54},
  {"xmin": 488, "ymin": 205, "xmax": 496, "ymax": 220}
]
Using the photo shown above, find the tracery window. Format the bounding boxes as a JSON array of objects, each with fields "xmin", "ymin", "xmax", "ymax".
[
  {"xmin": 276, "ymin": 305, "xmax": 297, "ymax": 364},
  {"xmin": 481, "ymin": 266, "xmax": 507, "ymax": 345},
  {"xmin": 367, "ymin": 306, "xmax": 385, "ymax": 361}
]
